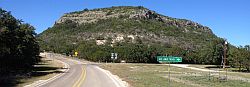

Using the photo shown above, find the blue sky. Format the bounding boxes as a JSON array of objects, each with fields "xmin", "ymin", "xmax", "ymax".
[{"xmin": 0, "ymin": 0, "xmax": 249, "ymax": 46}]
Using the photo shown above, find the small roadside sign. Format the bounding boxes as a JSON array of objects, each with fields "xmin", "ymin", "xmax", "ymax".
[
  {"xmin": 74, "ymin": 52, "xmax": 78, "ymax": 57},
  {"xmin": 115, "ymin": 53, "xmax": 118, "ymax": 59},
  {"xmin": 111, "ymin": 53, "xmax": 118, "ymax": 63},
  {"xmin": 157, "ymin": 56, "xmax": 182, "ymax": 87},
  {"xmin": 111, "ymin": 53, "xmax": 118, "ymax": 59}
]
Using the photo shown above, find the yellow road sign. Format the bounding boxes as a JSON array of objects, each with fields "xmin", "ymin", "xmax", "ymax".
[{"xmin": 74, "ymin": 52, "xmax": 78, "ymax": 56}]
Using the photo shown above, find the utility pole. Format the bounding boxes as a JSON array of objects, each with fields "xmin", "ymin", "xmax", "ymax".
[
  {"xmin": 223, "ymin": 40, "xmax": 228, "ymax": 69},
  {"xmin": 223, "ymin": 40, "xmax": 228, "ymax": 81}
]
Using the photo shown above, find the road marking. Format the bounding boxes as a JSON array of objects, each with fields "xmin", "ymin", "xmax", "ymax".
[
  {"xmin": 72, "ymin": 65, "xmax": 86, "ymax": 87},
  {"xmin": 72, "ymin": 59, "xmax": 79, "ymax": 64},
  {"xmin": 96, "ymin": 66, "xmax": 126, "ymax": 87},
  {"xmin": 77, "ymin": 65, "xmax": 87, "ymax": 87},
  {"xmin": 25, "ymin": 58, "xmax": 70, "ymax": 87}
]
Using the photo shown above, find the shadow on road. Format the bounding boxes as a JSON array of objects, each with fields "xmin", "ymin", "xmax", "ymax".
[{"xmin": 0, "ymin": 60, "xmax": 67, "ymax": 87}]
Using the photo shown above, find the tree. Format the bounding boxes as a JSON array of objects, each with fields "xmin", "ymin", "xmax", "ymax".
[
  {"xmin": 228, "ymin": 46, "xmax": 250, "ymax": 72},
  {"xmin": 241, "ymin": 46, "xmax": 250, "ymax": 71},
  {"xmin": 245, "ymin": 45, "xmax": 250, "ymax": 51},
  {"xmin": 83, "ymin": 8, "xmax": 89, "ymax": 11},
  {"xmin": 0, "ymin": 8, "xmax": 40, "ymax": 74},
  {"xmin": 228, "ymin": 47, "xmax": 242, "ymax": 69}
]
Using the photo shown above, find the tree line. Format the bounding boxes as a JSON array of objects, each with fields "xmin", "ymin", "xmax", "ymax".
[
  {"xmin": 228, "ymin": 45, "xmax": 250, "ymax": 71},
  {"xmin": 39, "ymin": 38, "xmax": 250, "ymax": 72},
  {"xmin": 0, "ymin": 8, "xmax": 40, "ymax": 75}
]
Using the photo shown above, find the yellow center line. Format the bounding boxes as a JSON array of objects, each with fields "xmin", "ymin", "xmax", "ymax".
[
  {"xmin": 77, "ymin": 65, "xmax": 87, "ymax": 87},
  {"xmin": 72, "ymin": 64, "xmax": 87, "ymax": 87},
  {"xmin": 73, "ymin": 60, "xmax": 79, "ymax": 64}
]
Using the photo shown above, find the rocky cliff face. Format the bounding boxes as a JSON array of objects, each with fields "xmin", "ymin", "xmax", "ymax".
[
  {"xmin": 38, "ymin": 6, "xmax": 219, "ymax": 51},
  {"xmin": 56, "ymin": 6, "xmax": 212, "ymax": 34}
]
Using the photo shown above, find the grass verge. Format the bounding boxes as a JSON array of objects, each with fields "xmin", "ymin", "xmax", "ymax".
[{"xmin": 100, "ymin": 63, "xmax": 250, "ymax": 87}]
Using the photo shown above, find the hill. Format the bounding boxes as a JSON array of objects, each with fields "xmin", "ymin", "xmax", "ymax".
[{"xmin": 37, "ymin": 6, "xmax": 227, "ymax": 64}]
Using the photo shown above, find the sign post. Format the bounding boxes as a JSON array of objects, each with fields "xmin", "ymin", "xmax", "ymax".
[
  {"xmin": 168, "ymin": 61, "xmax": 170, "ymax": 87},
  {"xmin": 157, "ymin": 56, "xmax": 182, "ymax": 87},
  {"xmin": 115, "ymin": 53, "xmax": 118, "ymax": 60},
  {"xmin": 111, "ymin": 53, "xmax": 118, "ymax": 63}
]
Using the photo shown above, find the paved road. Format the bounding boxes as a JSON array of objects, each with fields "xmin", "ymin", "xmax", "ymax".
[
  {"xmin": 39, "ymin": 54, "xmax": 123, "ymax": 87},
  {"xmin": 82, "ymin": 64, "xmax": 118, "ymax": 87}
]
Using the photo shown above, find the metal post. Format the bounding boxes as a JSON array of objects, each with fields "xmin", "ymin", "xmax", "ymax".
[
  {"xmin": 209, "ymin": 69, "xmax": 211, "ymax": 81},
  {"xmin": 168, "ymin": 62, "xmax": 170, "ymax": 87},
  {"xmin": 218, "ymin": 68, "xmax": 220, "ymax": 82},
  {"xmin": 223, "ymin": 46, "xmax": 226, "ymax": 69},
  {"xmin": 226, "ymin": 68, "xmax": 228, "ymax": 81},
  {"xmin": 223, "ymin": 41, "xmax": 228, "ymax": 69}
]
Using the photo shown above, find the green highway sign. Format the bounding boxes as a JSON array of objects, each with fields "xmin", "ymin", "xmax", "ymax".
[{"xmin": 157, "ymin": 56, "xmax": 182, "ymax": 62}]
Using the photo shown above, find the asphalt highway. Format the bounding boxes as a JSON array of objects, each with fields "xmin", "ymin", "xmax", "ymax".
[{"xmin": 39, "ymin": 54, "xmax": 122, "ymax": 87}]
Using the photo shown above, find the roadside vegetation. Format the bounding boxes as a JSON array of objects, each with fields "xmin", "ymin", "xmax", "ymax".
[
  {"xmin": 0, "ymin": 8, "xmax": 40, "ymax": 74},
  {"xmin": 0, "ymin": 8, "xmax": 41, "ymax": 86}
]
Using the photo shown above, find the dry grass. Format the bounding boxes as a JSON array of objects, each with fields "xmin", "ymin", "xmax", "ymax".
[{"xmin": 100, "ymin": 63, "xmax": 250, "ymax": 87}]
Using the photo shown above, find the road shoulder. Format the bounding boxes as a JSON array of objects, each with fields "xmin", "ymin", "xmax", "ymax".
[
  {"xmin": 22, "ymin": 53, "xmax": 69, "ymax": 87},
  {"xmin": 96, "ymin": 66, "xmax": 129, "ymax": 87}
]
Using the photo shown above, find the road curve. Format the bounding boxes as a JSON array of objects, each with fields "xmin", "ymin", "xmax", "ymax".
[
  {"xmin": 37, "ymin": 53, "xmax": 125, "ymax": 87},
  {"xmin": 82, "ymin": 64, "xmax": 119, "ymax": 87}
]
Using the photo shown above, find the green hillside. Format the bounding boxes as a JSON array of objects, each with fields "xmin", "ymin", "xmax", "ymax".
[{"xmin": 37, "ymin": 6, "xmax": 250, "ymax": 69}]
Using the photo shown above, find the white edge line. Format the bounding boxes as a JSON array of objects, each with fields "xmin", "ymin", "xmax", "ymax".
[
  {"xmin": 24, "ymin": 59, "xmax": 70, "ymax": 87},
  {"xmin": 96, "ymin": 66, "xmax": 127, "ymax": 87}
]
